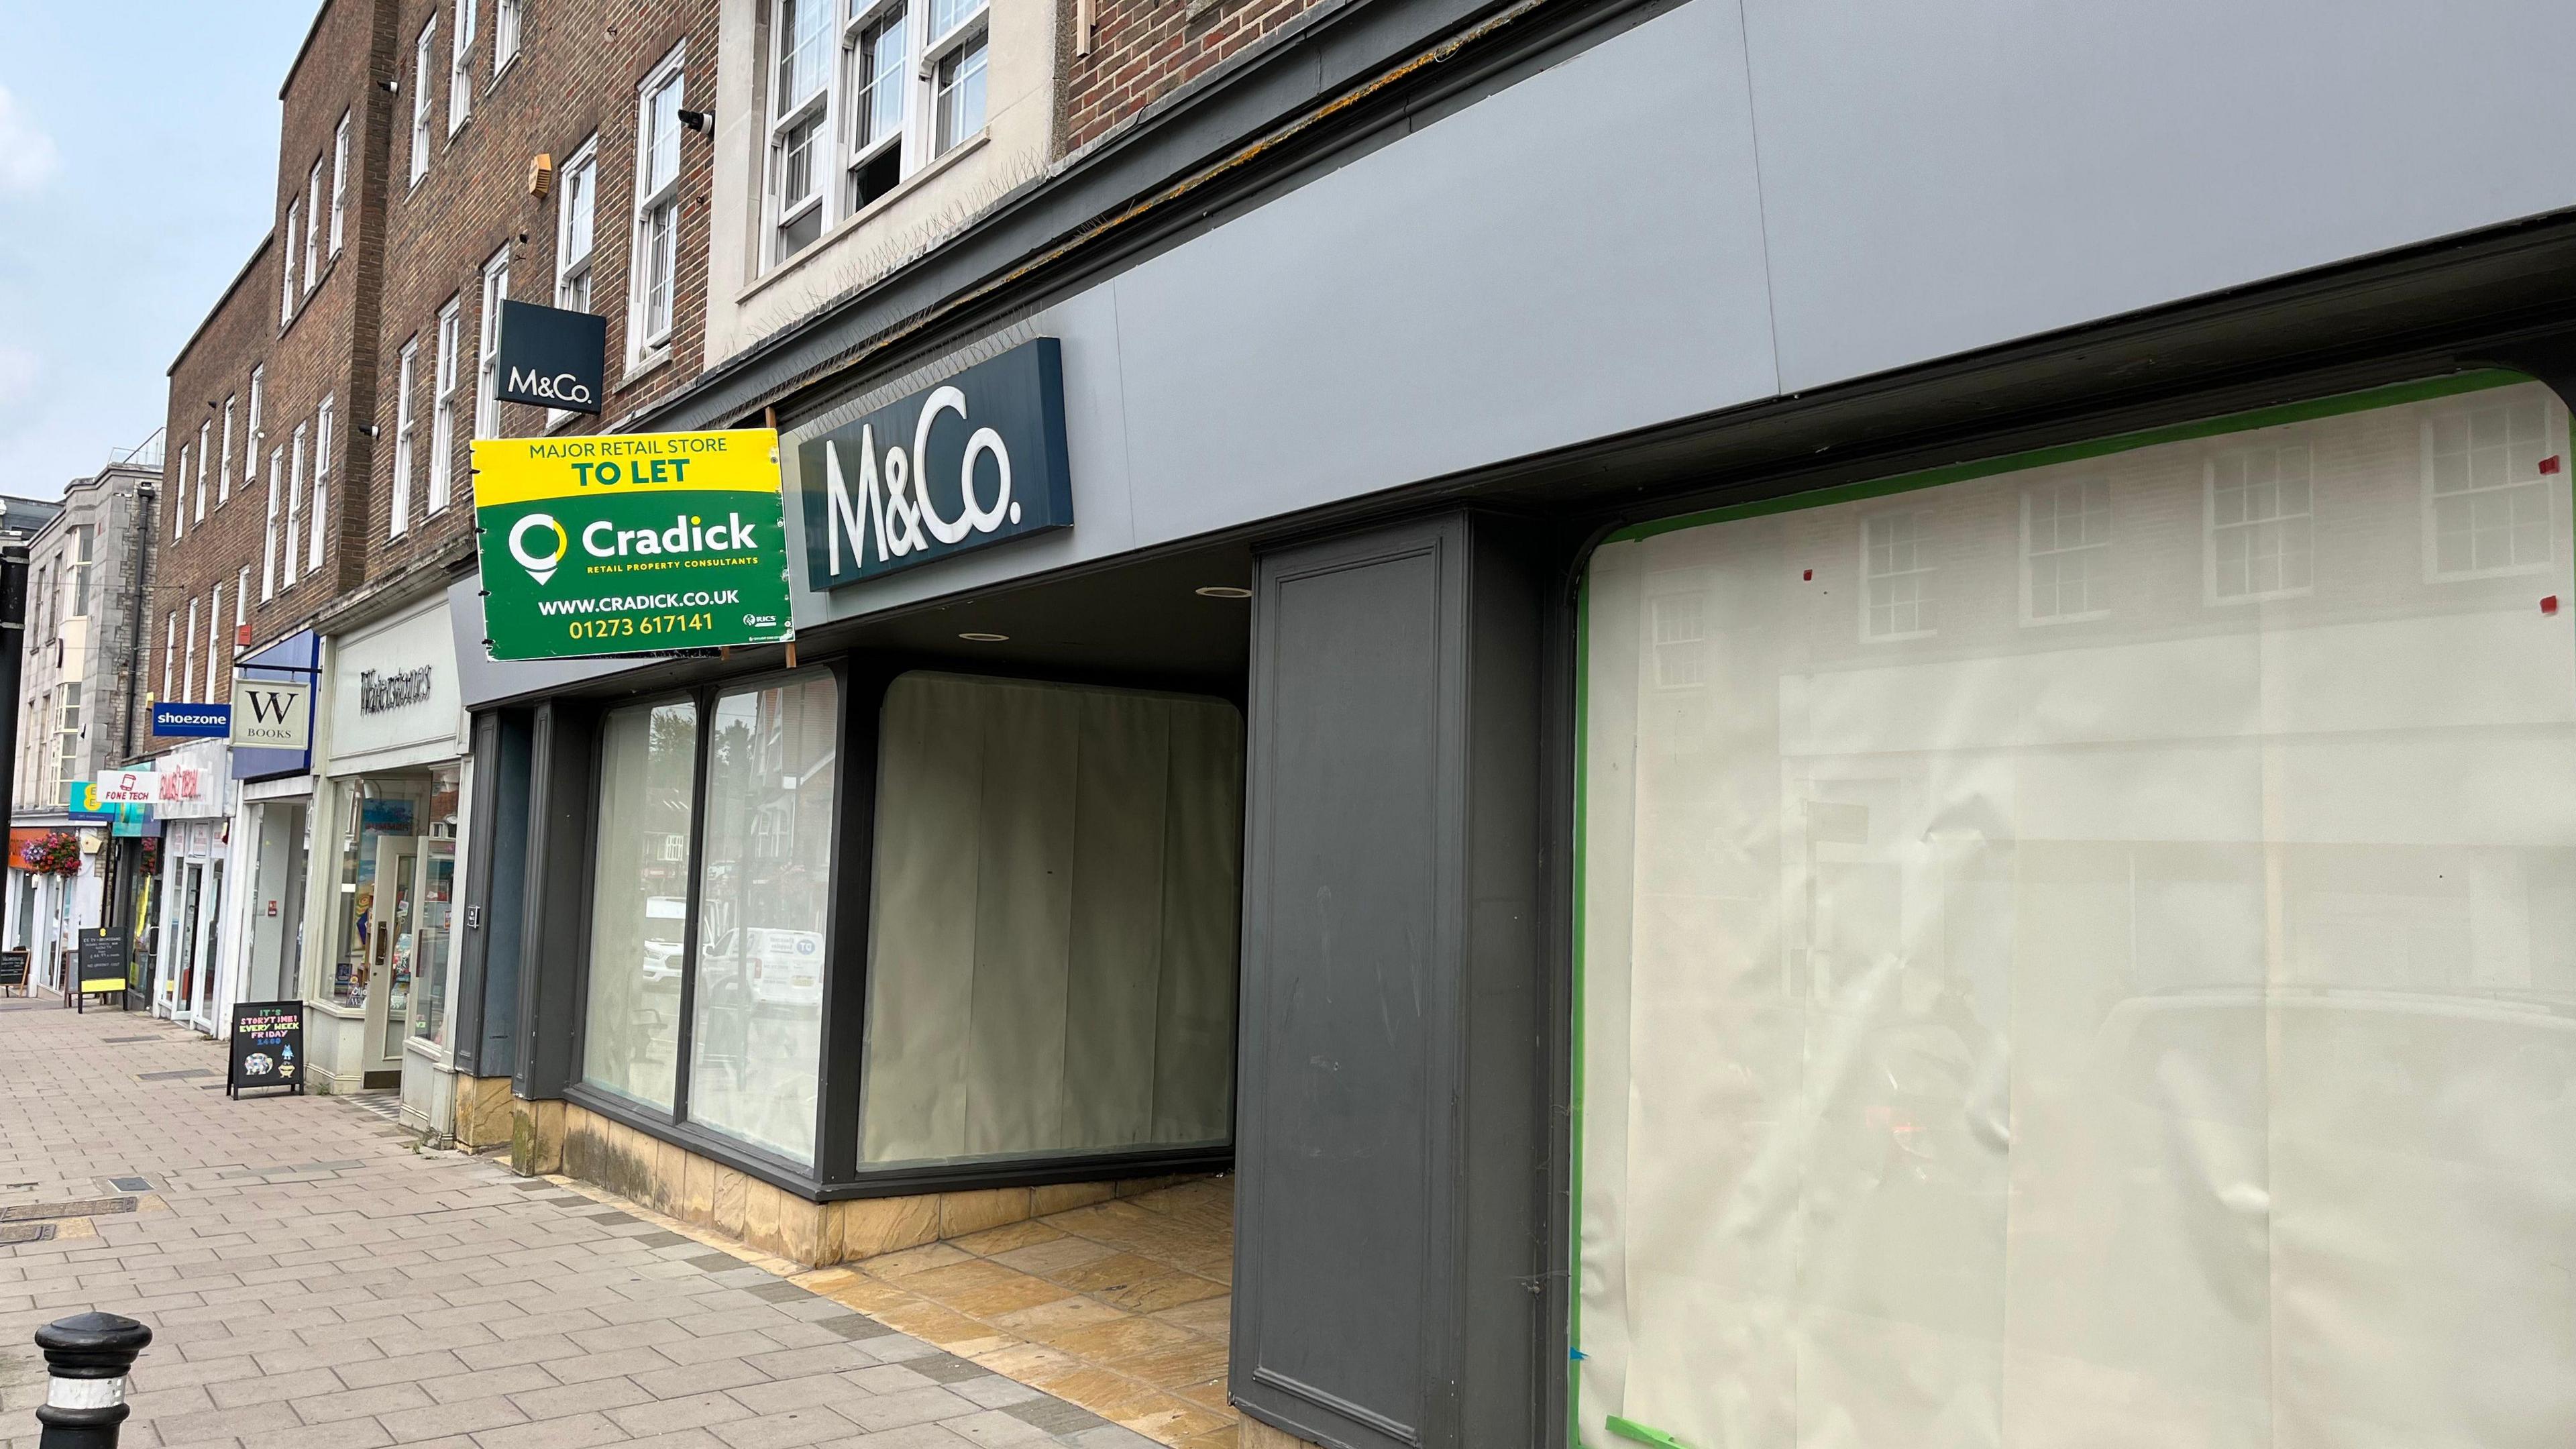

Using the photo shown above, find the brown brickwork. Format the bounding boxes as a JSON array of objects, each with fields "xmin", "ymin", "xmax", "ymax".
[
  {"xmin": 150, "ymin": 0, "xmax": 720, "ymax": 731},
  {"xmin": 148, "ymin": 0, "xmax": 400, "ymax": 742},
  {"xmin": 369, "ymin": 0, "xmax": 720, "ymax": 594},
  {"xmin": 1060, "ymin": 0, "xmax": 1320, "ymax": 154}
]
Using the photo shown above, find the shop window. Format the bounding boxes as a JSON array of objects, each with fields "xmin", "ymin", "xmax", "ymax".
[
  {"xmin": 688, "ymin": 676, "xmax": 837, "ymax": 1163},
  {"xmin": 2022, "ymin": 476, "xmax": 2110, "ymax": 622},
  {"xmin": 1860, "ymin": 511, "xmax": 1934, "ymax": 639},
  {"xmin": 1578, "ymin": 376, "xmax": 2576, "ymax": 1449},
  {"xmin": 327, "ymin": 772, "xmax": 456, "ymax": 1028},
  {"xmin": 861, "ymin": 673, "xmax": 1241, "ymax": 1168},
  {"xmin": 581, "ymin": 699, "xmax": 701, "ymax": 1113},
  {"xmin": 2424, "ymin": 397, "xmax": 2556, "ymax": 578},
  {"xmin": 2207, "ymin": 441, "xmax": 2314, "ymax": 600}
]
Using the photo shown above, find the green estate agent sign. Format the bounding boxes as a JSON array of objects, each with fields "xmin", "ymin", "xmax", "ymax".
[{"xmin": 471, "ymin": 428, "xmax": 795, "ymax": 660}]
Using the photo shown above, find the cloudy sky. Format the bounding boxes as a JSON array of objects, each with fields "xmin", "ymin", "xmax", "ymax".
[{"xmin": 0, "ymin": 1, "xmax": 314, "ymax": 497}]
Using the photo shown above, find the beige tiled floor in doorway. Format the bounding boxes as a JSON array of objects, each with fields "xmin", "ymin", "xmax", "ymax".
[{"xmin": 792, "ymin": 1176, "xmax": 1239, "ymax": 1447}]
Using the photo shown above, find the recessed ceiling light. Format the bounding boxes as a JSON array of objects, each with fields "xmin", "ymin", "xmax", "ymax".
[
  {"xmin": 958, "ymin": 631, "xmax": 1010, "ymax": 642},
  {"xmin": 1194, "ymin": 586, "xmax": 1253, "ymax": 599}
]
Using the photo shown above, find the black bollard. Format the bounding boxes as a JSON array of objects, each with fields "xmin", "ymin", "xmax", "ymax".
[{"xmin": 33, "ymin": 1313, "xmax": 152, "ymax": 1449}]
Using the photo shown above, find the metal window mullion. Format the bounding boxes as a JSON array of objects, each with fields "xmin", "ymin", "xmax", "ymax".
[{"xmin": 671, "ymin": 692, "xmax": 715, "ymax": 1128}]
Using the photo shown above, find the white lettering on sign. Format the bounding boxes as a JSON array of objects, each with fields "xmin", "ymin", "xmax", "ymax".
[
  {"xmin": 823, "ymin": 387, "xmax": 1021, "ymax": 578},
  {"xmin": 506, "ymin": 365, "xmax": 595, "ymax": 407},
  {"xmin": 359, "ymin": 666, "xmax": 434, "ymax": 714}
]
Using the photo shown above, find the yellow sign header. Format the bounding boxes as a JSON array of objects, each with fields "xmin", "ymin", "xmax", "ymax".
[{"xmin": 470, "ymin": 428, "xmax": 782, "ymax": 508}]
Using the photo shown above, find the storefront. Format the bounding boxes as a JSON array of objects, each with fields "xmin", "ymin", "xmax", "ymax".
[
  {"xmin": 306, "ymin": 595, "xmax": 470, "ymax": 1114},
  {"xmin": 152, "ymin": 742, "xmax": 236, "ymax": 1030},
  {"xmin": 6, "ymin": 822, "xmax": 102, "ymax": 996},
  {"xmin": 1571, "ymin": 374, "xmax": 2576, "ymax": 1448},
  {"xmin": 214, "ymin": 631, "xmax": 321, "ymax": 1024}
]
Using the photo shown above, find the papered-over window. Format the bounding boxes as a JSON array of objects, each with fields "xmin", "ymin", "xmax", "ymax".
[
  {"xmin": 861, "ymin": 672, "xmax": 1242, "ymax": 1167},
  {"xmin": 1577, "ymin": 376, "xmax": 2576, "ymax": 1448}
]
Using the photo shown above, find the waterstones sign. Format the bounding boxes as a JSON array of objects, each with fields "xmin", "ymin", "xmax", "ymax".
[
  {"xmin": 472, "ymin": 429, "xmax": 795, "ymax": 660},
  {"xmin": 800, "ymin": 338, "xmax": 1073, "ymax": 588}
]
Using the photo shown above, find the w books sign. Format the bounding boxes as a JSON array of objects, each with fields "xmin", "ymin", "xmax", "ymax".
[
  {"xmin": 230, "ymin": 681, "xmax": 311, "ymax": 750},
  {"xmin": 472, "ymin": 429, "xmax": 795, "ymax": 661}
]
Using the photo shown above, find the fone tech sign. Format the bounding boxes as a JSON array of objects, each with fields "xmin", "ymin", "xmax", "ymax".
[
  {"xmin": 492, "ymin": 299, "xmax": 607, "ymax": 414},
  {"xmin": 801, "ymin": 338, "xmax": 1073, "ymax": 588},
  {"xmin": 471, "ymin": 428, "xmax": 795, "ymax": 660}
]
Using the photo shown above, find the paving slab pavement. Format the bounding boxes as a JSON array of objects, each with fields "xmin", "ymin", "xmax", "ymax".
[{"xmin": 0, "ymin": 1005, "xmax": 1159, "ymax": 1449}]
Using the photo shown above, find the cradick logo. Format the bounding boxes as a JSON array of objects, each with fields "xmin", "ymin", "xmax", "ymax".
[
  {"xmin": 507, "ymin": 366, "xmax": 596, "ymax": 407},
  {"xmin": 510, "ymin": 513, "xmax": 569, "ymax": 584}
]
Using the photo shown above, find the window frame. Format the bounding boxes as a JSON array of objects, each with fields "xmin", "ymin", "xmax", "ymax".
[
  {"xmin": 280, "ymin": 197, "xmax": 301, "ymax": 323},
  {"xmin": 553, "ymin": 135, "xmax": 598, "ymax": 315},
  {"xmin": 842, "ymin": 1, "xmax": 912, "ymax": 215},
  {"xmin": 311, "ymin": 396, "xmax": 334, "ymax": 575},
  {"xmin": 282, "ymin": 423, "xmax": 308, "ymax": 590},
  {"xmin": 475, "ymin": 247, "xmax": 509, "ymax": 440},
  {"xmin": 207, "ymin": 586, "xmax": 224, "ymax": 700},
  {"xmin": 304, "ymin": 157, "xmax": 324, "ymax": 291},
  {"xmin": 555, "ymin": 658, "xmax": 1239, "ymax": 1199},
  {"xmin": 218, "ymin": 396, "xmax": 235, "ymax": 505},
  {"xmin": 409, "ymin": 17, "xmax": 437, "ymax": 184},
  {"xmin": 629, "ymin": 44, "xmax": 688, "ymax": 366},
  {"xmin": 765, "ymin": 0, "xmax": 835, "ymax": 267},
  {"xmin": 329, "ymin": 111, "xmax": 350, "ymax": 256},
  {"xmin": 245, "ymin": 366, "xmax": 264, "ymax": 511},
  {"xmin": 2019, "ymin": 476, "xmax": 2114, "ymax": 626},
  {"xmin": 172, "ymin": 445, "xmax": 188, "ymax": 542},
  {"xmin": 429, "ymin": 297, "xmax": 461, "ymax": 513},
  {"xmin": 1858, "ymin": 508, "xmax": 1937, "ymax": 642},
  {"xmin": 392, "ymin": 336, "xmax": 419, "ymax": 537},
  {"xmin": 449, "ymin": 0, "xmax": 477, "ymax": 133},
  {"xmin": 2203, "ymin": 441, "xmax": 2318, "ymax": 605},
  {"xmin": 2420, "ymin": 400, "xmax": 2561, "ymax": 582},
  {"xmin": 495, "ymin": 0, "xmax": 523, "ymax": 76},
  {"xmin": 193, "ymin": 421, "xmax": 211, "ymax": 521},
  {"xmin": 65, "ymin": 525, "xmax": 91, "ymax": 620}
]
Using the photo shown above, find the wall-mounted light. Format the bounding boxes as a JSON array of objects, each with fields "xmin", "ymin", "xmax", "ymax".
[
  {"xmin": 378, "ymin": 77, "xmax": 399, "ymax": 93},
  {"xmin": 678, "ymin": 109, "xmax": 714, "ymax": 136},
  {"xmin": 959, "ymin": 631, "xmax": 1008, "ymax": 643},
  {"xmin": 1194, "ymin": 585, "xmax": 1252, "ymax": 599}
]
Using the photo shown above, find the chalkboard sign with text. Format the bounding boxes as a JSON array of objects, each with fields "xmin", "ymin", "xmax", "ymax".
[
  {"xmin": 74, "ymin": 930, "xmax": 129, "ymax": 1013},
  {"xmin": 0, "ymin": 950, "xmax": 25, "ymax": 994},
  {"xmin": 227, "ymin": 1001, "xmax": 306, "ymax": 1097}
]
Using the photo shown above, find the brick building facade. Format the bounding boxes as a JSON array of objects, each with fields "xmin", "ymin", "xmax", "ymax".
[
  {"xmin": 366, "ymin": 0, "xmax": 720, "ymax": 598},
  {"xmin": 1057, "ymin": 0, "xmax": 1316, "ymax": 152}
]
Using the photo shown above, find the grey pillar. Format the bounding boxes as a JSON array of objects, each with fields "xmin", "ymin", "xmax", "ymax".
[{"xmin": 1232, "ymin": 511, "xmax": 1552, "ymax": 1449}]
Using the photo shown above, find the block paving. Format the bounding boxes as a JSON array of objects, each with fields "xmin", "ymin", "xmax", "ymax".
[{"xmin": 0, "ymin": 1003, "xmax": 1158, "ymax": 1449}]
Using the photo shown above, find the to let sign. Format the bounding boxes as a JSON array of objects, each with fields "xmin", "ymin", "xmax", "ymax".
[
  {"xmin": 471, "ymin": 429, "xmax": 795, "ymax": 660},
  {"xmin": 800, "ymin": 338, "xmax": 1073, "ymax": 589},
  {"xmin": 492, "ymin": 299, "xmax": 606, "ymax": 414}
]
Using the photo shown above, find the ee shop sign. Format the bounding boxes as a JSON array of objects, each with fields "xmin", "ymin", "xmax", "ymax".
[{"xmin": 800, "ymin": 338, "xmax": 1074, "ymax": 588}]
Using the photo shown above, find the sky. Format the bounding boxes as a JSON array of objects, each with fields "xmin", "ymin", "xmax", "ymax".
[{"xmin": 0, "ymin": 1, "xmax": 317, "ymax": 498}]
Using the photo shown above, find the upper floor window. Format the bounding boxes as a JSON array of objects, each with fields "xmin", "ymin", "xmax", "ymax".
[
  {"xmin": 392, "ymin": 335, "xmax": 419, "ymax": 538},
  {"xmin": 449, "ymin": 0, "xmax": 477, "ymax": 133},
  {"xmin": 475, "ymin": 248, "xmax": 509, "ymax": 439},
  {"xmin": 2023, "ymin": 477, "xmax": 2111, "ymax": 623},
  {"xmin": 431, "ymin": 298, "xmax": 462, "ymax": 513},
  {"xmin": 172, "ymin": 445, "xmax": 189, "ymax": 541},
  {"xmin": 769, "ymin": 0, "xmax": 833, "ymax": 264},
  {"xmin": 312, "ymin": 396, "xmax": 334, "ymax": 574},
  {"xmin": 66, "ymin": 525, "xmax": 91, "ymax": 619},
  {"xmin": 261, "ymin": 441, "xmax": 280, "ymax": 600},
  {"xmin": 2207, "ymin": 442, "xmax": 2314, "ymax": 602},
  {"xmin": 281, "ymin": 197, "xmax": 301, "ymax": 323},
  {"xmin": 2425, "ymin": 398, "xmax": 2555, "ymax": 579},
  {"xmin": 410, "ymin": 18, "xmax": 436, "ymax": 184},
  {"xmin": 282, "ymin": 423, "xmax": 308, "ymax": 588},
  {"xmin": 631, "ymin": 46, "xmax": 686, "ymax": 362},
  {"xmin": 218, "ymin": 396, "xmax": 236, "ymax": 504},
  {"xmin": 759, "ymin": 0, "xmax": 992, "ymax": 274},
  {"xmin": 555, "ymin": 138, "xmax": 598, "ymax": 315},
  {"xmin": 304, "ymin": 158, "xmax": 325, "ymax": 291},
  {"xmin": 1861, "ymin": 511, "xmax": 1934, "ymax": 641},
  {"xmin": 329, "ymin": 111, "xmax": 350, "ymax": 256},
  {"xmin": 246, "ymin": 364, "xmax": 265, "ymax": 500},
  {"xmin": 496, "ymin": 0, "xmax": 523, "ymax": 73},
  {"xmin": 194, "ymin": 420, "xmax": 211, "ymax": 521}
]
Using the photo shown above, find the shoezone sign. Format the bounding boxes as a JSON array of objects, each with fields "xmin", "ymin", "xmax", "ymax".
[
  {"xmin": 471, "ymin": 428, "xmax": 796, "ymax": 660},
  {"xmin": 801, "ymin": 337, "xmax": 1074, "ymax": 588}
]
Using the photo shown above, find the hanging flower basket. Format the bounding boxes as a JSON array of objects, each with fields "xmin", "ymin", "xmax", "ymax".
[{"xmin": 23, "ymin": 830, "xmax": 82, "ymax": 876}]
